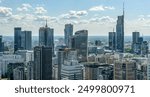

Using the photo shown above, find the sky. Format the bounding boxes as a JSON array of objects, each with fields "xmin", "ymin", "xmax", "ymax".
[{"xmin": 0, "ymin": 0, "xmax": 150, "ymax": 36}]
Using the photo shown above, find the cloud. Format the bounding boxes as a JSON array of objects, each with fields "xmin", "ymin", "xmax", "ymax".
[
  {"xmin": 60, "ymin": 10, "xmax": 88, "ymax": 19},
  {"xmin": 0, "ymin": 7, "xmax": 12, "ymax": 17},
  {"xmin": 138, "ymin": 15, "xmax": 145, "ymax": 21},
  {"xmin": 0, "ymin": 0, "xmax": 4, "ymax": 3},
  {"xmin": 90, "ymin": 16, "xmax": 115, "ymax": 24},
  {"xmin": 8, "ymin": 15, "xmax": 23, "ymax": 21},
  {"xmin": 35, "ymin": 7, "xmax": 47, "ymax": 14},
  {"xmin": 89, "ymin": 5, "xmax": 115, "ymax": 11},
  {"xmin": 17, "ymin": 3, "xmax": 32, "ymax": 12},
  {"xmin": 35, "ymin": 15, "xmax": 58, "ymax": 23}
]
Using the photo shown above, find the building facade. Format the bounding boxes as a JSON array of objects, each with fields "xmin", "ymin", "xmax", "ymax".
[
  {"xmin": 39, "ymin": 23, "xmax": 54, "ymax": 55},
  {"xmin": 71, "ymin": 30, "xmax": 88, "ymax": 62},
  {"xmin": 33, "ymin": 46, "xmax": 53, "ymax": 80},
  {"xmin": 109, "ymin": 32, "xmax": 116, "ymax": 50},
  {"xmin": 64, "ymin": 24, "xmax": 73, "ymax": 48}
]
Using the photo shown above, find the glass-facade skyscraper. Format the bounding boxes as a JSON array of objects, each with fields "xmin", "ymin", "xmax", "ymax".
[
  {"xmin": 109, "ymin": 32, "xmax": 116, "ymax": 50},
  {"xmin": 21, "ymin": 31, "xmax": 32, "ymax": 50},
  {"xmin": 39, "ymin": 22, "xmax": 54, "ymax": 55},
  {"xmin": 14, "ymin": 27, "xmax": 22, "ymax": 52},
  {"xmin": 116, "ymin": 9, "xmax": 124, "ymax": 53},
  {"xmin": 64, "ymin": 24, "xmax": 73, "ymax": 48},
  {"xmin": 71, "ymin": 30, "xmax": 88, "ymax": 62},
  {"xmin": 14, "ymin": 27, "xmax": 32, "ymax": 52},
  {"xmin": 33, "ymin": 46, "xmax": 53, "ymax": 80},
  {"xmin": 0, "ymin": 35, "xmax": 4, "ymax": 52}
]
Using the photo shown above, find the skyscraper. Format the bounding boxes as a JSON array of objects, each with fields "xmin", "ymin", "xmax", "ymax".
[
  {"xmin": 109, "ymin": 32, "xmax": 116, "ymax": 50},
  {"xmin": 132, "ymin": 32, "xmax": 140, "ymax": 43},
  {"xmin": 64, "ymin": 24, "xmax": 73, "ymax": 48},
  {"xmin": 14, "ymin": 27, "xmax": 32, "ymax": 52},
  {"xmin": 71, "ymin": 30, "xmax": 88, "ymax": 62},
  {"xmin": 21, "ymin": 31, "xmax": 32, "ymax": 50},
  {"xmin": 0, "ymin": 35, "xmax": 4, "ymax": 52},
  {"xmin": 116, "ymin": 4, "xmax": 124, "ymax": 52},
  {"xmin": 14, "ymin": 27, "xmax": 22, "ymax": 52},
  {"xmin": 132, "ymin": 32, "xmax": 140, "ymax": 54},
  {"xmin": 33, "ymin": 46, "xmax": 53, "ymax": 80},
  {"xmin": 39, "ymin": 21, "xmax": 54, "ymax": 55}
]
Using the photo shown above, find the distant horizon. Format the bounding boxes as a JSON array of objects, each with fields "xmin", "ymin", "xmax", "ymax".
[{"xmin": 2, "ymin": 35, "xmax": 150, "ymax": 37}]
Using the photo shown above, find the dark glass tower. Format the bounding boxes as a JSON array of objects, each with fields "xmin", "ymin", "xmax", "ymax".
[
  {"xmin": 71, "ymin": 30, "xmax": 88, "ymax": 62},
  {"xmin": 116, "ymin": 5, "xmax": 124, "ymax": 53},
  {"xmin": 14, "ymin": 27, "xmax": 32, "ymax": 52},
  {"xmin": 109, "ymin": 31, "xmax": 116, "ymax": 50},
  {"xmin": 132, "ymin": 32, "xmax": 140, "ymax": 44},
  {"xmin": 33, "ymin": 46, "xmax": 53, "ymax": 80},
  {"xmin": 21, "ymin": 31, "xmax": 32, "ymax": 50},
  {"xmin": 39, "ymin": 21, "xmax": 54, "ymax": 55},
  {"xmin": 0, "ymin": 35, "xmax": 4, "ymax": 52},
  {"xmin": 64, "ymin": 24, "xmax": 73, "ymax": 48},
  {"xmin": 14, "ymin": 27, "xmax": 22, "ymax": 52}
]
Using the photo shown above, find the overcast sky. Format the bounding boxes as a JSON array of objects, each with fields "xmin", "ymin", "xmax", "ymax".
[{"xmin": 0, "ymin": 0, "xmax": 150, "ymax": 36}]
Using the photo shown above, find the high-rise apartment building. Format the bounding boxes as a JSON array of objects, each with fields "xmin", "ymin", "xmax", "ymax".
[{"xmin": 114, "ymin": 60, "xmax": 137, "ymax": 80}]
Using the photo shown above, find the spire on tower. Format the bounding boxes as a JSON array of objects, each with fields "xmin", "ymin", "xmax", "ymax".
[
  {"xmin": 123, "ymin": 2, "xmax": 125, "ymax": 16},
  {"xmin": 45, "ymin": 20, "xmax": 48, "ymax": 27}
]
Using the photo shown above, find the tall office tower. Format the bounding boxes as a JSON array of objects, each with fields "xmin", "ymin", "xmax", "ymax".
[
  {"xmin": 116, "ymin": 5, "xmax": 124, "ymax": 52},
  {"xmin": 21, "ymin": 31, "xmax": 32, "ymax": 50},
  {"xmin": 14, "ymin": 27, "xmax": 32, "ymax": 52},
  {"xmin": 7, "ymin": 63, "xmax": 24, "ymax": 80},
  {"xmin": 64, "ymin": 24, "xmax": 73, "ymax": 48},
  {"xmin": 33, "ymin": 46, "xmax": 53, "ymax": 80},
  {"xmin": 61, "ymin": 50, "xmax": 83, "ymax": 80},
  {"xmin": 71, "ymin": 30, "xmax": 88, "ymax": 62},
  {"xmin": 114, "ymin": 60, "xmax": 137, "ymax": 80},
  {"xmin": 109, "ymin": 32, "xmax": 116, "ymax": 50},
  {"xmin": 132, "ymin": 32, "xmax": 140, "ymax": 53},
  {"xmin": 0, "ymin": 35, "xmax": 4, "ymax": 52},
  {"xmin": 13, "ymin": 66, "xmax": 25, "ymax": 80},
  {"xmin": 39, "ymin": 21, "xmax": 54, "ymax": 55},
  {"xmin": 14, "ymin": 27, "xmax": 22, "ymax": 52},
  {"xmin": 132, "ymin": 32, "xmax": 140, "ymax": 43}
]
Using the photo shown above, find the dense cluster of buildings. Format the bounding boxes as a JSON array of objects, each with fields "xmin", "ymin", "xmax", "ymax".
[{"xmin": 0, "ymin": 6, "xmax": 149, "ymax": 80}]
